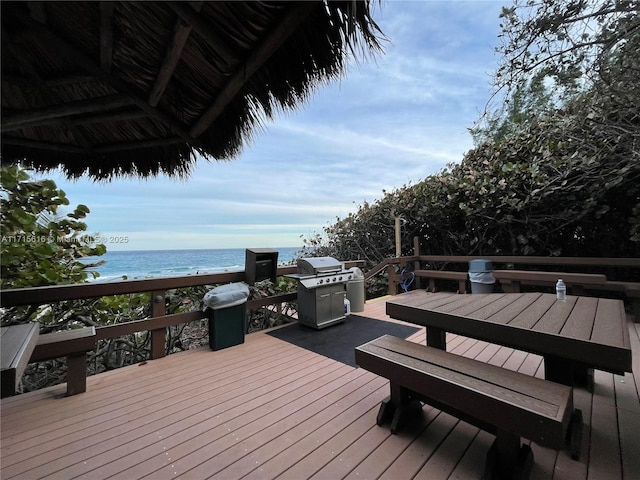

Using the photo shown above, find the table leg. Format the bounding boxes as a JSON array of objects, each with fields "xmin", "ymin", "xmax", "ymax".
[
  {"xmin": 572, "ymin": 364, "xmax": 595, "ymax": 393},
  {"xmin": 545, "ymin": 356, "xmax": 595, "ymax": 391},
  {"xmin": 426, "ymin": 326, "xmax": 446, "ymax": 350},
  {"xmin": 544, "ymin": 356, "xmax": 574, "ymax": 386}
]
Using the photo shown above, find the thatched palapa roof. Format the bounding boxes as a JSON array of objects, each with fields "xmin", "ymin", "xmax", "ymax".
[{"xmin": 1, "ymin": 1, "xmax": 383, "ymax": 179}]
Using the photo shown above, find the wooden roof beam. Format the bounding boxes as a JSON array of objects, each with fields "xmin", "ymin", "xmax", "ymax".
[
  {"xmin": 148, "ymin": 2, "xmax": 203, "ymax": 107},
  {"xmin": 1, "ymin": 137, "xmax": 87, "ymax": 154},
  {"xmin": 96, "ymin": 136, "xmax": 185, "ymax": 154},
  {"xmin": 1, "ymin": 74, "xmax": 101, "ymax": 89},
  {"xmin": 189, "ymin": 1, "xmax": 320, "ymax": 139},
  {"xmin": 11, "ymin": 11, "xmax": 196, "ymax": 144},
  {"xmin": 167, "ymin": 2, "xmax": 236, "ymax": 67},
  {"xmin": 100, "ymin": 2, "xmax": 115, "ymax": 73},
  {"xmin": 1, "ymin": 94, "xmax": 135, "ymax": 132}
]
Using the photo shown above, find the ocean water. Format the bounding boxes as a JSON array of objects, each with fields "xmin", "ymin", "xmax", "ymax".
[{"xmin": 83, "ymin": 247, "xmax": 302, "ymax": 282}]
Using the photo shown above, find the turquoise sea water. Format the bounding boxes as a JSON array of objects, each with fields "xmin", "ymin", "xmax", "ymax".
[{"xmin": 84, "ymin": 247, "xmax": 302, "ymax": 282}]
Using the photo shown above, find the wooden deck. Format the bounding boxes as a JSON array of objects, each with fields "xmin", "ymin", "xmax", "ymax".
[{"xmin": 1, "ymin": 296, "xmax": 639, "ymax": 480}]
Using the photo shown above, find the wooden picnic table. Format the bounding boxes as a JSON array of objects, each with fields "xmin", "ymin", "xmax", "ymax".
[{"xmin": 386, "ymin": 291, "xmax": 632, "ymax": 390}]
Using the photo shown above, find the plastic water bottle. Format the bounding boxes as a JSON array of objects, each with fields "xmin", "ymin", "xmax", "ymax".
[{"xmin": 556, "ymin": 279, "xmax": 566, "ymax": 302}]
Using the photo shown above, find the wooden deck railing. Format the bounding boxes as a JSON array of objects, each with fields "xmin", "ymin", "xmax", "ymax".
[
  {"xmin": 0, "ymin": 262, "xmax": 364, "ymax": 361},
  {"xmin": 362, "ymin": 240, "xmax": 640, "ymax": 318},
  {"xmin": 2, "ymin": 249, "xmax": 638, "ymax": 394}
]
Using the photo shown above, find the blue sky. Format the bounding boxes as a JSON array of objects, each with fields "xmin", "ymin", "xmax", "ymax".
[{"xmin": 44, "ymin": 1, "xmax": 506, "ymax": 251}]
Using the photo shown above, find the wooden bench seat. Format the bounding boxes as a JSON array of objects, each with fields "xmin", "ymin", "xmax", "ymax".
[
  {"xmin": 30, "ymin": 326, "xmax": 97, "ymax": 396},
  {"xmin": 414, "ymin": 270, "xmax": 468, "ymax": 293},
  {"xmin": 1, "ymin": 323, "xmax": 39, "ymax": 398},
  {"xmin": 584, "ymin": 281, "xmax": 640, "ymax": 321},
  {"xmin": 355, "ymin": 334, "xmax": 582, "ymax": 480},
  {"xmin": 493, "ymin": 270, "xmax": 607, "ymax": 295}
]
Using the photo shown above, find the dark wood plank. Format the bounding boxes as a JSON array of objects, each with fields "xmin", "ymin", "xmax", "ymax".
[
  {"xmin": 370, "ymin": 335, "xmax": 570, "ymax": 409},
  {"xmin": 28, "ymin": 326, "xmax": 97, "ymax": 396},
  {"xmin": 4, "ymin": 346, "xmax": 343, "ymax": 478},
  {"xmin": 531, "ymin": 296, "xmax": 579, "ymax": 335},
  {"xmin": 590, "ymin": 299, "xmax": 629, "ymax": 347},
  {"xmin": 558, "ymin": 297, "xmax": 598, "ymax": 339},
  {"xmin": 378, "ymin": 412, "xmax": 460, "ymax": 480},
  {"xmin": 414, "ymin": 420, "xmax": 479, "ymax": 478},
  {"xmin": 587, "ymin": 371, "xmax": 622, "ymax": 479},
  {"xmin": 509, "ymin": 294, "xmax": 556, "ymax": 329},
  {"xmin": 485, "ymin": 292, "xmax": 542, "ymax": 326},
  {"xmin": 341, "ymin": 405, "xmax": 439, "ymax": 480}
]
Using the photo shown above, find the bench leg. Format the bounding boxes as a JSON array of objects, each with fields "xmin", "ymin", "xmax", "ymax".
[
  {"xmin": 485, "ymin": 430, "xmax": 533, "ymax": 480},
  {"xmin": 567, "ymin": 409, "xmax": 583, "ymax": 460},
  {"xmin": 377, "ymin": 384, "xmax": 423, "ymax": 434},
  {"xmin": 66, "ymin": 353, "xmax": 87, "ymax": 396}
]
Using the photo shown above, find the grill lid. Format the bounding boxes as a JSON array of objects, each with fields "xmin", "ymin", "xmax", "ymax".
[{"xmin": 297, "ymin": 256, "xmax": 343, "ymax": 275}]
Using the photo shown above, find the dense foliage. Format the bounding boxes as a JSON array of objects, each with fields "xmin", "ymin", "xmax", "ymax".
[
  {"xmin": 1, "ymin": 166, "xmax": 106, "ymax": 289},
  {"xmin": 305, "ymin": 0, "xmax": 639, "ymax": 268}
]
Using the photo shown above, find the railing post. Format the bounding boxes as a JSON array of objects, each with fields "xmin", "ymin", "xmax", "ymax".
[
  {"xmin": 387, "ymin": 264, "xmax": 397, "ymax": 296},
  {"xmin": 150, "ymin": 290, "xmax": 166, "ymax": 359},
  {"xmin": 413, "ymin": 236, "xmax": 421, "ymax": 290}
]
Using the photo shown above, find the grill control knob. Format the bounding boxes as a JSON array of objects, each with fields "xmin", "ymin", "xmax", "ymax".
[
  {"xmin": 339, "ymin": 276, "xmax": 343, "ymax": 281},
  {"xmin": 318, "ymin": 279, "xmax": 323, "ymax": 284}
]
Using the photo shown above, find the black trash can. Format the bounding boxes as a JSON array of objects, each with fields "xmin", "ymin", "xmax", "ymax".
[{"xmin": 203, "ymin": 283, "xmax": 250, "ymax": 351}]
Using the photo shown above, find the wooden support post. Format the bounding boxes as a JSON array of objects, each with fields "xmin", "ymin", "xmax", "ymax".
[
  {"xmin": 377, "ymin": 384, "xmax": 422, "ymax": 435},
  {"xmin": 485, "ymin": 430, "xmax": 533, "ymax": 480},
  {"xmin": 413, "ymin": 236, "xmax": 421, "ymax": 290},
  {"xmin": 150, "ymin": 290, "xmax": 166, "ymax": 360},
  {"xmin": 426, "ymin": 326, "xmax": 446, "ymax": 350},
  {"xmin": 66, "ymin": 353, "xmax": 88, "ymax": 396},
  {"xmin": 387, "ymin": 264, "xmax": 397, "ymax": 296}
]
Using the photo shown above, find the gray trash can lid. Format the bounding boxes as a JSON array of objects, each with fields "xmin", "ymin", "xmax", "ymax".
[
  {"xmin": 469, "ymin": 259, "xmax": 493, "ymax": 272},
  {"xmin": 203, "ymin": 282, "xmax": 250, "ymax": 310}
]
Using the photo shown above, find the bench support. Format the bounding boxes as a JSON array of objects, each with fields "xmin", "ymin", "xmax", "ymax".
[
  {"xmin": 30, "ymin": 327, "xmax": 96, "ymax": 396},
  {"xmin": 376, "ymin": 384, "xmax": 423, "ymax": 434},
  {"xmin": 66, "ymin": 353, "xmax": 88, "ymax": 396},
  {"xmin": 485, "ymin": 431, "xmax": 533, "ymax": 480},
  {"xmin": 357, "ymin": 335, "xmax": 583, "ymax": 480},
  {"xmin": 377, "ymin": 385, "xmax": 536, "ymax": 479}
]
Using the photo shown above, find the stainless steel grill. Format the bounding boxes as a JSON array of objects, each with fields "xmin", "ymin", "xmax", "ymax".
[{"xmin": 290, "ymin": 256, "xmax": 354, "ymax": 329}]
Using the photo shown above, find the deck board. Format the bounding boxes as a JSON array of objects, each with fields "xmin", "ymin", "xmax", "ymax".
[{"xmin": 1, "ymin": 295, "xmax": 639, "ymax": 480}]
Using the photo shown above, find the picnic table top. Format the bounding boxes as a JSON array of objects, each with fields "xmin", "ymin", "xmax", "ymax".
[{"xmin": 386, "ymin": 291, "xmax": 632, "ymax": 375}]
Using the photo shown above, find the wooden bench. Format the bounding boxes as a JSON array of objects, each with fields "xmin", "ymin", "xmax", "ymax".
[
  {"xmin": 355, "ymin": 335, "xmax": 582, "ymax": 480},
  {"xmin": 1, "ymin": 323, "xmax": 40, "ymax": 398},
  {"xmin": 29, "ymin": 326, "xmax": 97, "ymax": 396},
  {"xmin": 584, "ymin": 281, "xmax": 640, "ymax": 322},
  {"xmin": 414, "ymin": 270, "xmax": 468, "ymax": 294},
  {"xmin": 493, "ymin": 270, "xmax": 607, "ymax": 295}
]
